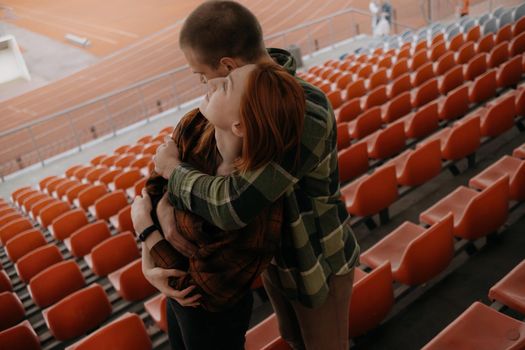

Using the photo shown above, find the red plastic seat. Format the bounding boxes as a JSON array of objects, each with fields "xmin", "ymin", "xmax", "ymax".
[
  {"xmin": 337, "ymin": 98, "xmax": 362, "ymax": 123},
  {"xmin": 144, "ymin": 294, "xmax": 167, "ymax": 332},
  {"xmin": 348, "ymin": 107, "xmax": 383, "ymax": 140},
  {"xmin": 65, "ymin": 220, "xmax": 111, "ymax": 258},
  {"xmin": 245, "ymin": 314, "xmax": 286, "ymax": 350},
  {"xmin": 357, "ymin": 64, "xmax": 373, "ymax": 79},
  {"xmin": 338, "ymin": 142, "xmax": 369, "ymax": 183},
  {"xmin": 514, "ymin": 16, "xmax": 525, "ymax": 36},
  {"xmin": 422, "ymin": 302, "xmax": 525, "ymax": 350},
  {"xmin": 439, "ymin": 65, "xmax": 464, "ymax": 95},
  {"xmin": 49, "ymin": 208, "xmax": 89, "ymax": 241},
  {"xmin": 15, "ymin": 243, "xmax": 63, "ymax": 283},
  {"xmin": 431, "ymin": 33, "xmax": 444, "ymax": 47},
  {"xmin": 377, "ymin": 56, "xmax": 393, "ymax": 70},
  {"xmin": 389, "ymin": 139, "xmax": 442, "ymax": 187},
  {"xmin": 361, "ymin": 214, "xmax": 454, "ymax": 285},
  {"xmin": 11, "ymin": 186, "xmax": 33, "ymax": 204},
  {"xmin": 73, "ymin": 165, "xmax": 95, "ymax": 181},
  {"xmin": 429, "ymin": 41, "xmax": 446, "ymax": 61},
  {"xmin": 39, "ymin": 176, "xmax": 58, "ymax": 191},
  {"xmin": 109, "ymin": 204, "xmax": 134, "ymax": 233},
  {"xmin": 0, "ymin": 217, "xmax": 33, "ymax": 246},
  {"xmin": 426, "ymin": 115, "xmax": 481, "ymax": 161},
  {"xmin": 488, "ymin": 41, "xmax": 509, "ymax": 69},
  {"xmin": 456, "ymin": 41, "xmax": 476, "ymax": 64},
  {"xmin": 363, "ymin": 86, "xmax": 388, "ymax": 110},
  {"xmin": 5, "ymin": 229, "xmax": 46, "ymax": 263},
  {"xmin": 98, "ymin": 169, "xmax": 122, "ymax": 187},
  {"xmin": 509, "ymin": 31, "xmax": 525, "ymax": 56},
  {"xmin": 93, "ymin": 190, "xmax": 128, "ymax": 221},
  {"xmin": 420, "ymin": 176, "xmax": 509, "ymax": 240},
  {"xmin": 327, "ymin": 90, "xmax": 343, "ymax": 110},
  {"xmin": 470, "ymin": 155, "xmax": 525, "ymax": 201},
  {"xmin": 0, "ymin": 292, "xmax": 25, "ymax": 331},
  {"xmin": 46, "ymin": 178, "xmax": 68, "ymax": 196},
  {"xmin": 345, "ymin": 79, "xmax": 366, "ymax": 100},
  {"xmin": 412, "ymin": 78, "xmax": 439, "ymax": 108},
  {"xmin": 111, "ymin": 169, "xmax": 143, "ymax": 191},
  {"xmin": 100, "ymin": 154, "xmax": 120, "ymax": 167},
  {"xmin": 437, "ymin": 84, "xmax": 470, "ymax": 121},
  {"xmin": 390, "ymin": 58, "xmax": 409, "ymax": 80},
  {"xmin": 341, "ymin": 165, "xmax": 398, "ymax": 217},
  {"xmin": 0, "ymin": 212, "xmax": 23, "ymax": 228},
  {"xmin": 89, "ymin": 154, "xmax": 106, "ymax": 166},
  {"xmin": 114, "ymin": 154, "xmax": 135, "ymax": 169},
  {"xmin": 84, "ymin": 166, "xmax": 110, "ymax": 184},
  {"xmin": 489, "ymin": 259, "xmax": 525, "ymax": 315},
  {"xmin": 0, "ymin": 207, "xmax": 16, "ymax": 219},
  {"xmin": 84, "ymin": 232, "xmax": 139, "ymax": 276},
  {"xmin": 130, "ymin": 156, "xmax": 152, "ymax": 171},
  {"xmin": 468, "ymin": 69, "xmax": 497, "ymax": 104},
  {"xmin": 359, "ymin": 122, "xmax": 406, "ymax": 160},
  {"xmin": 388, "ymin": 73, "xmax": 412, "ymax": 98},
  {"xmin": 403, "ymin": 101, "xmax": 440, "ymax": 139},
  {"xmin": 412, "ymin": 62, "xmax": 435, "ymax": 87},
  {"xmin": 497, "ymin": 55, "xmax": 523, "ymax": 88},
  {"xmin": 30, "ymin": 197, "xmax": 58, "ymax": 221},
  {"xmin": 477, "ymin": 33, "xmax": 495, "ymax": 54},
  {"xmin": 337, "ymin": 123, "xmax": 351, "ymax": 150},
  {"xmin": 43, "ymin": 283, "xmax": 112, "ymax": 341},
  {"xmin": 108, "ymin": 259, "xmax": 156, "ymax": 301},
  {"xmin": 65, "ymin": 312, "xmax": 151, "ymax": 350},
  {"xmin": 38, "ymin": 201, "xmax": 70, "ymax": 229},
  {"xmin": 142, "ymin": 142, "xmax": 160, "ymax": 156},
  {"xmin": 495, "ymin": 24, "xmax": 513, "ymax": 45},
  {"xmin": 463, "ymin": 52, "xmax": 488, "ymax": 81},
  {"xmin": 0, "ymin": 270, "xmax": 12, "ymax": 292},
  {"xmin": 476, "ymin": 92, "xmax": 517, "ymax": 137},
  {"xmin": 335, "ymin": 72, "xmax": 352, "ymax": 90},
  {"xmin": 0, "ymin": 320, "xmax": 40, "ymax": 350},
  {"xmin": 127, "ymin": 177, "xmax": 147, "ymax": 199},
  {"xmin": 434, "ymin": 51, "xmax": 455, "ymax": 76},
  {"xmin": 76, "ymin": 184, "xmax": 107, "ymax": 210},
  {"xmin": 65, "ymin": 183, "xmax": 90, "ymax": 205},
  {"xmin": 448, "ymin": 32, "xmax": 464, "ymax": 51},
  {"xmin": 348, "ymin": 262, "xmax": 394, "ymax": 338},
  {"xmin": 368, "ymin": 68, "xmax": 388, "ymax": 90},
  {"xmin": 16, "ymin": 189, "xmax": 40, "ymax": 208},
  {"xmin": 409, "ymin": 50, "xmax": 428, "ymax": 71},
  {"xmin": 55, "ymin": 180, "xmax": 80, "ymax": 201},
  {"xmin": 382, "ymin": 91, "xmax": 412, "ymax": 123},
  {"xmin": 28, "ymin": 260, "xmax": 85, "ymax": 308},
  {"xmin": 466, "ymin": 25, "xmax": 481, "ymax": 42}
]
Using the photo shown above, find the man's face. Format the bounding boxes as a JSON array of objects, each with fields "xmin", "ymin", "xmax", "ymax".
[{"xmin": 183, "ymin": 47, "xmax": 229, "ymax": 84}]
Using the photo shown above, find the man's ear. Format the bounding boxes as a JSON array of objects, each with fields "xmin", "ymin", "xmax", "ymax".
[
  {"xmin": 219, "ymin": 57, "xmax": 240, "ymax": 72},
  {"xmin": 231, "ymin": 122, "xmax": 244, "ymax": 137}
]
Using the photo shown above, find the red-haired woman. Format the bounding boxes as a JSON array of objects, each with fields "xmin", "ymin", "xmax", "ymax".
[{"xmin": 131, "ymin": 62, "xmax": 305, "ymax": 350}]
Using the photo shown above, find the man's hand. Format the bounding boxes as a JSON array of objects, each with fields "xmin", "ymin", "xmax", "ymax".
[
  {"xmin": 154, "ymin": 135, "xmax": 180, "ymax": 179},
  {"xmin": 131, "ymin": 189, "xmax": 154, "ymax": 234},
  {"xmin": 142, "ymin": 262, "xmax": 201, "ymax": 307}
]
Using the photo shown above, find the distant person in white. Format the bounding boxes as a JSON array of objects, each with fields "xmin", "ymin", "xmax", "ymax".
[
  {"xmin": 369, "ymin": 0, "xmax": 380, "ymax": 34},
  {"xmin": 374, "ymin": 12, "xmax": 391, "ymax": 36}
]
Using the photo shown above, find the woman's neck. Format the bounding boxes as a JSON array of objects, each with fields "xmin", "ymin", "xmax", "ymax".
[{"xmin": 215, "ymin": 128, "xmax": 242, "ymax": 176}]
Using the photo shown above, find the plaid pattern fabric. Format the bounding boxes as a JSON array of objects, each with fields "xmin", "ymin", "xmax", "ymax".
[
  {"xmin": 168, "ymin": 48, "xmax": 360, "ymax": 308},
  {"xmin": 148, "ymin": 110, "xmax": 282, "ymax": 312}
]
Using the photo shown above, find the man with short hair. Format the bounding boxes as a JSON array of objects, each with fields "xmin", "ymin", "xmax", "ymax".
[{"xmin": 150, "ymin": 1, "xmax": 360, "ymax": 349}]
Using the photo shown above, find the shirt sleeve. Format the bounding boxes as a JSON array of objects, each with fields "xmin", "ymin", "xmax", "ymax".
[{"xmin": 167, "ymin": 100, "xmax": 332, "ymax": 231}]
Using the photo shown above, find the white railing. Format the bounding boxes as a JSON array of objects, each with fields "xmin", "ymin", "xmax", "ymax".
[{"xmin": 0, "ymin": 7, "xmax": 415, "ymax": 180}]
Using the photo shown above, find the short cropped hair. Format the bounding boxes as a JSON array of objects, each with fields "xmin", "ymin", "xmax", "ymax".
[{"xmin": 180, "ymin": 1, "xmax": 266, "ymax": 68}]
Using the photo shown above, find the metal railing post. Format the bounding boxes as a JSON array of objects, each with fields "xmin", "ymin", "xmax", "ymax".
[
  {"xmin": 103, "ymin": 99, "xmax": 116, "ymax": 136},
  {"xmin": 27, "ymin": 126, "xmax": 45, "ymax": 166}
]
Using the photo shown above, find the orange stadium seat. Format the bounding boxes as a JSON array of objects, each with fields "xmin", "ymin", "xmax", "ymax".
[
  {"xmin": 0, "ymin": 320, "xmax": 40, "ymax": 350},
  {"xmin": 466, "ymin": 25, "xmax": 481, "ymax": 42},
  {"xmin": 28, "ymin": 260, "xmax": 85, "ymax": 308},
  {"xmin": 430, "ymin": 41, "xmax": 446, "ymax": 61},
  {"xmin": 377, "ymin": 56, "xmax": 393, "ymax": 70},
  {"xmin": 402, "ymin": 100, "xmax": 440, "ymax": 139},
  {"xmin": 516, "ymin": 87, "xmax": 525, "ymax": 117},
  {"xmin": 487, "ymin": 41, "xmax": 509, "ymax": 69},
  {"xmin": 98, "ymin": 169, "xmax": 122, "ymax": 187},
  {"xmin": 127, "ymin": 144, "xmax": 144, "ymax": 155},
  {"xmin": 46, "ymin": 178, "xmax": 68, "ymax": 195},
  {"xmin": 348, "ymin": 106, "xmax": 383, "ymax": 140},
  {"xmin": 38, "ymin": 201, "xmax": 70, "ymax": 229},
  {"xmin": 55, "ymin": 180, "xmax": 81, "ymax": 201},
  {"xmin": 357, "ymin": 64, "xmax": 373, "ymax": 79},
  {"xmin": 326, "ymin": 90, "xmax": 343, "ymax": 110},
  {"xmin": 410, "ymin": 50, "xmax": 429, "ymax": 71},
  {"xmin": 137, "ymin": 135, "xmax": 153, "ymax": 144},
  {"xmin": 341, "ymin": 165, "xmax": 398, "ymax": 217},
  {"xmin": 448, "ymin": 32, "xmax": 464, "ymax": 51},
  {"xmin": 129, "ymin": 156, "xmax": 152, "ymax": 171},
  {"xmin": 144, "ymin": 294, "xmax": 167, "ymax": 332},
  {"xmin": 338, "ymin": 142, "xmax": 369, "ymax": 183},
  {"xmin": 108, "ymin": 259, "xmax": 156, "ymax": 301},
  {"xmin": 114, "ymin": 154, "xmax": 135, "ymax": 169},
  {"xmin": 11, "ymin": 186, "xmax": 32, "ymax": 203},
  {"xmin": 420, "ymin": 176, "xmax": 509, "ymax": 240},
  {"xmin": 85, "ymin": 166, "xmax": 110, "ymax": 184},
  {"xmin": 434, "ymin": 51, "xmax": 456, "ymax": 77},
  {"xmin": 89, "ymin": 155, "xmax": 106, "ymax": 166},
  {"xmin": 113, "ymin": 145, "xmax": 130, "ymax": 155},
  {"xmin": 398, "ymin": 47, "xmax": 411, "ymax": 60},
  {"xmin": 335, "ymin": 72, "xmax": 352, "ymax": 90},
  {"xmin": 495, "ymin": 24, "xmax": 512, "ymax": 45},
  {"xmin": 0, "ymin": 270, "xmax": 12, "ymax": 292},
  {"xmin": 389, "ymin": 139, "xmax": 442, "ymax": 187},
  {"xmin": 111, "ymin": 169, "xmax": 142, "ymax": 191},
  {"xmin": 475, "ymin": 92, "xmax": 517, "ymax": 137},
  {"xmin": 422, "ymin": 302, "xmax": 525, "ymax": 350},
  {"xmin": 489, "ymin": 259, "xmax": 525, "ymax": 315},
  {"xmin": 142, "ymin": 143, "xmax": 161, "ymax": 156},
  {"xmin": 439, "ymin": 65, "xmax": 464, "ymax": 95},
  {"xmin": 412, "ymin": 62, "xmax": 435, "ymax": 88},
  {"xmin": 43, "ymin": 283, "xmax": 112, "ymax": 341},
  {"xmin": 431, "ymin": 33, "xmax": 445, "ymax": 47},
  {"xmin": 16, "ymin": 189, "xmax": 40, "ymax": 208},
  {"xmin": 101, "ymin": 155, "xmax": 120, "ymax": 168},
  {"xmin": 456, "ymin": 41, "xmax": 476, "ymax": 65},
  {"xmin": 363, "ymin": 86, "xmax": 388, "ymax": 110},
  {"xmin": 497, "ymin": 55, "xmax": 523, "ymax": 88},
  {"xmin": 127, "ymin": 177, "xmax": 147, "ymax": 198},
  {"xmin": 348, "ymin": 262, "xmax": 394, "ymax": 338},
  {"xmin": 438, "ymin": 84, "xmax": 470, "ymax": 121},
  {"xmin": 382, "ymin": 91, "xmax": 412, "ymax": 123},
  {"xmin": 388, "ymin": 73, "xmax": 412, "ymax": 99},
  {"xmin": 0, "ymin": 291, "xmax": 25, "ymax": 331},
  {"xmin": 0, "ymin": 207, "xmax": 16, "ymax": 218},
  {"xmin": 65, "ymin": 313, "xmax": 152, "ymax": 350},
  {"xmin": 514, "ymin": 16, "xmax": 525, "ymax": 36},
  {"xmin": 510, "ymin": 31, "xmax": 525, "ymax": 56},
  {"xmin": 0, "ymin": 217, "xmax": 33, "ymax": 246},
  {"xmin": 245, "ymin": 314, "xmax": 287, "ymax": 350},
  {"xmin": 76, "ymin": 184, "xmax": 107, "ymax": 210},
  {"xmin": 413, "ymin": 40, "xmax": 428, "ymax": 54},
  {"xmin": 361, "ymin": 214, "xmax": 454, "ymax": 285},
  {"xmin": 476, "ymin": 33, "xmax": 495, "ymax": 54},
  {"xmin": 49, "ymin": 208, "xmax": 88, "ymax": 241},
  {"xmin": 361, "ymin": 122, "xmax": 406, "ymax": 160},
  {"xmin": 92, "ymin": 190, "xmax": 128, "ymax": 220},
  {"xmin": 412, "ymin": 78, "xmax": 440, "ymax": 108},
  {"xmin": 39, "ymin": 176, "xmax": 58, "ymax": 191},
  {"xmin": 65, "ymin": 220, "xmax": 111, "ymax": 258},
  {"xmin": 65, "ymin": 183, "xmax": 90, "ymax": 205},
  {"xmin": 470, "ymin": 155, "xmax": 525, "ymax": 201},
  {"xmin": 73, "ymin": 166, "xmax": 95, "ymax": 181},
  {"xmin": 368, "ymin": 68, "xmax": 388, "ymax": 90},
  {"xmin": 0, "ymin": 212, "xmax": 23, "ymax": 228},
  {"xmin": 65, "ymin": 165, "xmax": 83, "ymax": 179},
  {"xmin": 15, "ymin": 244, "xmax": 63, "ymax": 283},
  {"xmin": 468, "ymin": 70, "xmax": 497, "ymax": 104},
  {"xmin": 109, "ymin": 205, "xmax": 134, "ymax": 233},
  {"xmin": 345, "ymin": 79, "xmax": 366, "ymax": 100},
  {"xmin": 84, "ymin": 232, "xmax": 139, "ymax": 276},
  {"xmin": 30, "ymin": 197, "xmax": 58, "ymax": 221},
  {"xmin": 390, "ymin": 58, "xmax": 409, "ymax": 80},
  {"xmin": 5, "ymin": 229, "xmax": 46, "ymax": 263},
  {"xmin": 337, "ymin": 123, "xmax": 351, "ymax": 150}
]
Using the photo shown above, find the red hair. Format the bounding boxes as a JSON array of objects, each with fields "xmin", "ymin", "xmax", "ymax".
[{"xmin": 237, "ymin": 63, "xmax": 305, "ymax": 172}]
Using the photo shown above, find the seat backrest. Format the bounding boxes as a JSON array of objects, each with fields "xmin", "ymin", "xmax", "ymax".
[
  {"xmin": 15, "ymin": 244, "xmax": 63, "ymax": 283},
  {"xmin": 411, "ymin": 50, "xmax": 428, "ymax": 71},
  {"xmin": 142, "ymin": 142, "xmax": 160, "ymax": 155},
  {"xmin": 89, "ymin": 232, "xmax": 140, "ymax": 276},
  {"xmin": 65, "ymin": 313, "xmax": 151, "ymax": 350},
  {"xmin": 448, "ymin": 33, "xmax": 464, "ymax": 51},
  {"xmin": 372, "ymin": 122, "xmax": 406, "ymax": 159},
  {"xmin": 459, "ymin": 175, "xmax": 509, "ymax": 239},
  {"xmin": 441, "ymin": 65, "xmax": 464, "ymax": 95},
  {"xmin": 5, "ymin": 229, "xmax": 46, "ymax": 263},
  {"xmin": 0, "ymin": 270, "xmax": 12, "ymax": 292},
  {"xmin": 348, "ymin": 262, "xmax": 394, "ymax": 338},
  {"xmin": 390, "ymin": 73, "xmax": 412, "ymax": 98},
  {"xmin": 127, "ymin": 144, "xmax": 145, "ymax": 155},
  {"xmin": 30, "ymin": 197, "xmax": 58, "ymax": 219},
  {"xmin": 90, "ymin": 155, "xmax": 107, "ymax": 166},
  {"xmin": 430, "ymin": 41, "xmax": 446, "ymax": 61},
  {"xmin": 85, "ymin": 167, "xmax": 109, "ymax": 184},
  {"xmin": 390, "ymin": 58, "xmax": 409, "ymax": 80},
  {"xmin": 464, "ymin": 53, "xmax": 488, "ymax": 81},
  {"xmin": 65, "ymin": 183, "xmax": 90, "ymax": 204},
  {"xmin": 101, "ymin": 155, "xmax": 119, "ymax": 167},
  {"xmin": 0, "ymin": 212, "xmax": 23, "ymax": 228},
  {"xmin": 357, "ymin": 64, "xmax": 373, "ymax": 79},
  {"xmin": 354, "ymin": 165, "xmax": 398, "ymax": 215},
  {"xmin": 401, "ymin": 139, "xmax": 442, "ymax": 186},
  {"xmin": 514, "ymin": 16, "xmax": 525, "ymax": 36},
  {"xmin": 413, "ymin": 78, "xmax": 439, "ymax": 108},
  {"xmin": 68, "ymin": 220, "xmax": 111, "ymax": 258},
  {"xmin": 0, "ymin": 217, "xmax": 33, "ymax": 246},
  {"xmin": 16, "ymin": 189, "xmax": 40, "ymax": 208},
  {"xmin": 377, "ymin": 56, "xmax": 393, "ymax": 70},
  {"xmin": 114, "ymin": 169, "xmax": 143, "ymax": 191},
  {"xmin": 400, "ymin": 214, "xmax": 454, "ymax": 285},
  {"xmin": 56, "ymin": 180, "xmax": 80, "ymax": 200},
  {"xmin": 488, "ymin": 41, "xmax": 509, "ymax": 68},
  {"xmin": 78, "ymin": 184, "xmax": 107, "ymax": 210},
  {"xmin": 470, "ymin": 70, "xmax": 497, "ymax": 103},
  {"xmin": 483, "ymin": 18, "xmax": 498, "ymax": 35},
  {"xmin": 466, "ymin": 25, "xmax": 481, "ymax": 42},
  {"xmin": 98, "ymin": 169, "xmax": 122, "ymax": 186},
  {"xmin": 369, "ymin": 68, "xmax": 388, "ymax": 90},
  {"xmin": 73, "ymin": 165, "xmax": 95, "ymax": 180},
  {"xmin": 0, "ymin": 320, "xmax": 40, "ymax": 350},
  {"xmin": 326, "ymin": 90, "xmax": 343, "ymax": 110},
  {"xmin": 336, "ymin": 123, "xmax": 350, "ymax": 151},
  {"xmin": 510, "ymin": 31, "xmax": 525, "ymax": 56},
  {"xmin": 115, "ymin": 205, "xmax": 133, "ymax": 233},
  {"xmin": 444, "ymin": 115, "xmax": 481, "ymax": 160},
  {"xmin": 109, "ymin": 259, "xmax": 156, "ymax": 301},
  {"xmin": 457, "ymin": 42, "xmax": 476, "ymax": 64},
  {"xmin": 39, "ymin": 201, "xmax": 71, "ymax": 229},
  {"xmin": 0, "ymin": 292, "xmax": 25, "ymax": 332},
  {"xmin": 144, "ymin": 294, "xmax": 167, "ymax": 333},
  {"xmin": 50, "ymin": 208, "xmax": 89, "ymax": 241},
  {"xmin": 495, "ymin": 24, "xmax": 512, "ymax": 45},
  {"xmin": 46, "ymin": 178, "xmax": 68, "ymax": 195},
  {"xmin": 338, "ymin": 142, "xmax": 369, "ymax": 183},
  {"xmin": 11, "ymin": 186, "xmax": 32, "ymax": 203},
  {"xmin": 353, "ymin": 106, "xmax": 383, "ymax": 139},
  {"xmin": 364, "ymin": 86, "xmax": 387, "ymax": 110},
  {"xmin": 29, "ymin": 260, "xmax": 85, "ymax": 308},
  {"xmin": 413, "ymin": 62, "xmax": 435, "ymax": 87},
  {"xmin": 43, "ymin": 283, "xmax": 112, "ymax": 341},
  {"xmin": 346, "ymin": 79, "xmax": 366, "ymax": 100},
  {"xmin": 384, "ymin": 91, "xmax": 412, "ymax": 123},
  {"xmin": 39, "ymin": 176, "xmax": 58, "ymax": 191},
  {"xmin": 435, "ymin": 51, "xmax": 455, "ymax": 76}
]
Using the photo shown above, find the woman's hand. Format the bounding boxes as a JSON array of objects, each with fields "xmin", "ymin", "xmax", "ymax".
[
  {"xmin": 131, "ymin": 189, "xmax": 154, "ymax": 234},
  {"xmin": 154, "ymin": 135, "xmax": 181, "ymax": 179}
]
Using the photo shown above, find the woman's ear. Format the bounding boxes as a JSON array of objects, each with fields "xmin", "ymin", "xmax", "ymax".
[{"xmin": 231, "ymin": 122, "xmax": 244, "ymax": 137}]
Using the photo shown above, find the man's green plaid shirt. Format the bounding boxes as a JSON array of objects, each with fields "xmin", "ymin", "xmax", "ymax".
[{"xmin": 168, "ymin": 48, "xmax": 360, "ymax": 308}]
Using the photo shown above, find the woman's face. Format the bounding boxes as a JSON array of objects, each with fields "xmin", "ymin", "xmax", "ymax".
[{"xmin": 199, "ymin": 64, "xmax": 256, "ymax": 131}]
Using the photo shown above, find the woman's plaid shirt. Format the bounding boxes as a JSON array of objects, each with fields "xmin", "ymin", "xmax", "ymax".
[{"xmin": 168, "ymin": 48, "xmax": 360, "ymax": 308}]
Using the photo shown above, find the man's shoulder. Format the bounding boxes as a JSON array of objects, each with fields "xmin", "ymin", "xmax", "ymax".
[{"xmin": 296, "ymin": 78, "xmax": 331, "ymax": 118}]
